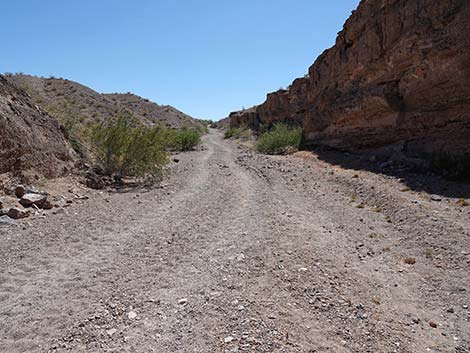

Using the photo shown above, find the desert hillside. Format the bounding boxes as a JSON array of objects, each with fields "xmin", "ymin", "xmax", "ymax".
[
  {"xmin": 230, "ymin": 0, "xmax": 470, "ymax": 158},
  {"xmin": 0, "ymin": 75, "xmax": 75, "ymax": 178},
  {"xmin": 7, "ymin": 74, "xmax": 201, "ymax": 129}
]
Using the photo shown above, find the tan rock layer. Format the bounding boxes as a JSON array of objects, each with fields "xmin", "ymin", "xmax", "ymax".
[{"xmin": 230, "ymin": 0, "xmax": 470, "ymax": 156}]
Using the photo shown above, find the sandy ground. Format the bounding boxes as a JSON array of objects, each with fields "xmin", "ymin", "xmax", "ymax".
[{"xmin": 0, "ymin": 129, "xmax": 469, "ymax": 352}]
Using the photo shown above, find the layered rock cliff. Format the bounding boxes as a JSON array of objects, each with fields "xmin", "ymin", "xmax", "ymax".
[
  {"xmin": 230, "ymin": 0, "xmax": 470, "ymax": 156},
  {"xmin": 0, "ymin": 75, "xmax": 75, "ymax": 178}
]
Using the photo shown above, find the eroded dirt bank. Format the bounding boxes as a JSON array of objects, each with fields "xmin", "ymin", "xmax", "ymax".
[{"xmin": 0, "ymin": 129, "xmax": 469, "ymax": 352}]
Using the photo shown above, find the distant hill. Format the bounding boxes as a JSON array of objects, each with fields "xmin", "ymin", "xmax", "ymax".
[
  {"xmin": 104, "ymin": 93, "xmax": 200, "ymax": 128},
  {"xmin": 6, "ymin": 74, "xmax": 201, "ymax": 129}
]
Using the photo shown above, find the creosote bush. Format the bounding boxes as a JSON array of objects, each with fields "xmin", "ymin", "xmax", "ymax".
[
  {"xmin": 87, "ymin": 115, "xmax": 203, "ymax": 182},
  {"xmin": 256, "ymin": 123, "xmax": 302, "ymax": 155},
  {"xmin": 224, "ymin": 127, "xmax": 250, "ymax": 140},
  {"xmin": 430, "ymin": 152, "xmax": 470, "ymax": 181},
  {"xmin": 164, "ymin": 127, "xmax": 202, "ymax": 152},
  {"xmin": 88, "ymin": 115, "xmax": 169, "ymax": 181}
]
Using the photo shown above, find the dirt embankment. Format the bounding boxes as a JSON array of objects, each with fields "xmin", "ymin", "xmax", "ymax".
[
  {"xmin": 0, "ymin": 75, "xmax": 75, "ymax": 179},
  {"xmin": 0, "ymin": 130, "xmax": 469, "ymax": 352}
]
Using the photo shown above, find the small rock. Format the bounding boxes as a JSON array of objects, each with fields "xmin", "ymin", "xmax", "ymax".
[
  {"xmin": 178, "ymin": 298, "xmax": 188, "ymax": 305},
  {"xmin": 127, "ymin": 311, "xmax": 137, "ymax": 320},
  {"xmin": 86, "ymin": 175, "xmax": 105, "ymax": 190},
  {"xmin": 429, "ymin": 321, "xmax": 438, "ymax": 328},
  {"xmin": 42, "ymin": 200, "xmax": 53, "ymax": 210},
  {"xmin": 7, "ymin": 208, "xmax": 30, "ymax": 220},
  {"xmin": 430, "ymin": 195, "xmax": 442, "ymax": 202},
  {"xmin": 107, "ymin": 328, "xmax": 117, "ymax": 336},
  {"xmin": 0, "ymin": 215, "xmax": 16, "ymax": 226},
  {"xmin": 19, "ymin": 193, "xmax": 48, "ymax": 208},
  {"xmin": 447, "ymin": 308, "xmax": 455, "ymax": 313},
  {"xmin": 173, "ymin": 158, "xmax": 180, "ymax": 163},
  {"xmin": 14, "ymin": 185, "xmax": 27, "ymax": 198},
  {"xmin": 224, "ymin": 336, "xmax": 234, "ymax": 343}
]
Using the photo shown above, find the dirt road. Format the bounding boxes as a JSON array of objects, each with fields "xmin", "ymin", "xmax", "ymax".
[{"xmin": 1, "ymin": 129, "xmax": 469, "ymax": 352}]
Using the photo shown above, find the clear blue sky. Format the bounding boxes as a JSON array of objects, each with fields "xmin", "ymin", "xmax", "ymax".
[{"xmin": 1, "ymin": 0, "xmax": 359, "ymax": 120}]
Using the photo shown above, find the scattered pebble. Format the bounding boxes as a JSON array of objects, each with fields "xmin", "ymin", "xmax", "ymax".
[
  {"xmin": 178, "ymin": 298, "xmax": 188, "ymax": 305},
  {"xmin": 224, "ymin": 336, "xmax": 234, "ymax": 343},
  {"xmin": 128, "ymin": 311, "xmax": 137, "ymax": 320}
]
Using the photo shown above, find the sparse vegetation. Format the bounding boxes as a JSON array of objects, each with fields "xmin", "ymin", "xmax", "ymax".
[
  {"xmin": 198, "ymin": 119, "xmax": 213, "ymax": 126},
  {"xmin": 371, "ymin": 296, "xmax": 381, "ymax": 305},
  {"xmin": 224, "ymin": 126, "xmax": 250, "ymax": 140},
  {"xmin": 431, "ymin": 152, "xmax": 470, "ymax": 180},
  {"xmin": 164, "ymin": 127, "xmax": 202, "ymax": 152},
  {"xmin": 88, "ymin": 115, "xmax": 169, "ymax": 181},
  {"xmin": 86, "ymin": 114, "xmax": 203, "ymax": 182},
  {"xmin": 368, "ymin": 233, "xmax": 384, "ymax": 239},
  {"xmin": 255, "ymin": 123, "xmax": 302, "ymax": 155}
]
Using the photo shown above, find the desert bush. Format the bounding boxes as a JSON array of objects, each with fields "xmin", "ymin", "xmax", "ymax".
[
  {"xmin": 431, "ymin": 152, "xmax": 470, "ymax": 180},
  {"xmin": 224, "ymin": 127, "xmax": 250, "ymax": 139},
  {"xmin": 198, "ymin": 119, "xmax": 213, "ymax": 126},
  {"xmin": 172, "ymin": 128, "xmax": 202, "ymax": 151},
  {"xmin": 256, "ymin": 123, "xmax": 302, "ymax": 154},
  {"xmin": 88, "ymin": 115, "xmax": 169, "ymax": 180}
]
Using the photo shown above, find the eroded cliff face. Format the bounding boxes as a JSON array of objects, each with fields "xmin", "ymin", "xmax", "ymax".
[
  {"xmin": 0, "ymin": 75, "xmax": 75, "ymax": 178},
  {"xmin": 231, "ymin": 0, "xmax": 470, "ymax": 156}
]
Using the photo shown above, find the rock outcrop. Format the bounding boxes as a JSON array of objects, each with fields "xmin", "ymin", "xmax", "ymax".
[
  {"xmin": 230, "ymin": 0, "xmax": 470, "ymax": 157},
  {"xmin": 0, "ymin": 75, "xmax": 75, "ymax": 177}
]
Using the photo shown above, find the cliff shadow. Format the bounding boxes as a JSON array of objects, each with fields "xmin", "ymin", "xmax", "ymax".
[{"xmin": 311, "ymin": 147, "xmax": 470, "ymax": 199}]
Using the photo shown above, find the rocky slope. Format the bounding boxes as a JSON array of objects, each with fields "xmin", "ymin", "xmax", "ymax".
[
  {"xmin": 104, "ymin": 93, "xmax": 201, "ymax": 128},
  {"xmin": 230, "ymin": 0, "xmax": 470, "ymax": 157},
  {"xmin": 0, "ymin": 75, "xmax": 75, "ymax": 178},
  {"xmin": 7, "ymin": 74, "xmax": 201, "ymax": 129}
]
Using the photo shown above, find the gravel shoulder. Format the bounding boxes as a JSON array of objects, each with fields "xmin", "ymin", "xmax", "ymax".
[{"xmin": 0, "ymin": 129, "xmax": 469, "ymax": 352}]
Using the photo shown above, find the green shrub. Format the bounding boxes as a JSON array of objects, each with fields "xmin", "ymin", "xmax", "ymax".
[
  {"xmin": 256, "ymin": 123, "xmax": 302, "ymax": 155},
  {"xmin": 198, "ymin": 119, "xmax": 213, "ymax": 126},
  {"xmin": 431, "ymin": 152, "xmax": 470, "ymax": 180},
  {"xmin": 173, "ymin": 128, "xmax": 202, "ymax": 151},
  {"xmin": 88, "ymin": 115, "xmax": 169, "ymax": 180},
  {"xmin": 194, "ymin": 124, "xmax": 209, "ymax": 135},
  {"xmin": 162, "ymin": 127, "xmax": 201, "ymax": 152},
  {"xmin": 224, "ymin": 127, "xmax": 250, "ymax": 139}
]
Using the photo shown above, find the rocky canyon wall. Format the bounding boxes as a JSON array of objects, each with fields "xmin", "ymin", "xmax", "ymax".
[{"xmin": 230, "ymin": 0, "xmax": 470, "ymax": 157}]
